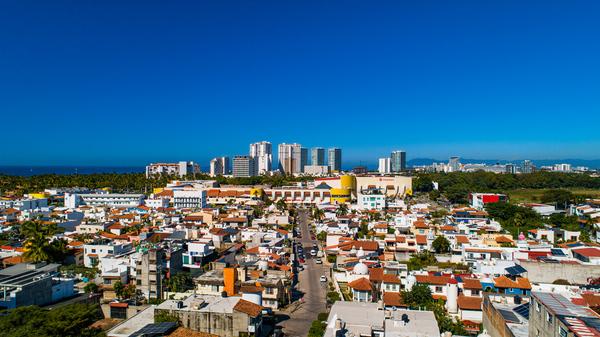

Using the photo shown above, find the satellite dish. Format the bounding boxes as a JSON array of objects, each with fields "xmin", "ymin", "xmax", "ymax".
[{"xmin": 392, "ymin": 306, "xmax": 397, "ymax": 311}]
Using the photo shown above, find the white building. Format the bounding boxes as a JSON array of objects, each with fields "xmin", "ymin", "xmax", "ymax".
[
  {"xmin": 83, "ymin": 242, "xmax": 134, "ymax": 267},
  {"xmin": 0, "ymin": 197, "xmax": 48, "ymax": 212},
  {"xmin": 173, "ymin": 190, "xmax": 207, "ymax": 209},
  {"xmin": 65, "ymin": 193, "xmax": 145, "ymax": 208},
  {"xmin": 378, "ymin": 158, "xmax": 391, "ymax": 173},
  {"xmin": 232, "ymin": 156, "xmax": 258, "ymax": 177},
  {"xmin": 278, "ymin": 143, "xmax": 304, "ymax": 174},
  {"xmin": 449, "ymin": 156, "xmax": 461, "ymax": 172},
  {"xmin": 357, "ymin": 192, "xmax": 386, "ymax": 210},
  {"xmin": 250, "ymin": 141, "xmax": 273, "ymax": 173},
  {"xmin": 304, "ymin": 165, "xmax": 331, "ymax": 176},
  {"xmin": 145, "ymin": 196, "xmax": 169, "ymax": 209},
  {"xmin": 145, "ymin": 161, "xmax": 200, "ymax": 178}
]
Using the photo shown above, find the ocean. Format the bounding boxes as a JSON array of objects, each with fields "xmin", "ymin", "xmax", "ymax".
[{"xmin": 0, "ymin": 166, "xmax": 145, "ymax": 177}]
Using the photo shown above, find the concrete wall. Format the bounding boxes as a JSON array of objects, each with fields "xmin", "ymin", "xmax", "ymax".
[
  {"xmin": 520, "ymin": 261, "xmax": 600, "ymax": 284},
  {"xmin": 155, "ymin": 309, "xmax": 252, "ymax": 337}
]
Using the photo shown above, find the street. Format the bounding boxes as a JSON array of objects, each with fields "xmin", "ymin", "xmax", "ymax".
[{"xmin": 278, "ymin": 210, "xmax": 328, "ymax": 337}]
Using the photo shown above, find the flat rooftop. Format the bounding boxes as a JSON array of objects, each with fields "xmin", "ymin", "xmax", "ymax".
[
  {"xmin": 324, "ymin": 301, "xmax": 440, "ymax": 337},
  {"xmin": 107, "ymin": 305, "xmax": 155, "ymax": 337},
  {"xmin": 156, "ymin": 294, "xmax": 241, "ymax": 314}
]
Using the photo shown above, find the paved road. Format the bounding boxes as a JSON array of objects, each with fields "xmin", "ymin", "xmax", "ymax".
[{"xmin": 278, "ymin": 210, "xmax": 328, "ymax": 337}]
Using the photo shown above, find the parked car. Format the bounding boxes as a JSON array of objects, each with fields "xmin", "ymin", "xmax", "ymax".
[
  {"xmin": 311, "ymin": 235, "xmax": 316, "ymax": 240},
  {"xmin": 299, "ymin": 257, "xmax": 305, "ymax": 263},
  {"xmin": 320, "ymin": 275, "xmax": 327, "ymax": 282},
  {"xmin": 316, "ymin": 258, "xmax": 322, "ymax": 264},
  {"xmin": 311, "ymin": 250, "xmax": 317, "ymax": 256}
]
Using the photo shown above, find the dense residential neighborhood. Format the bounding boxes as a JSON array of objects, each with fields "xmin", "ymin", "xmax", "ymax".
[{"xmin": 2, "ymin": 152, "xmax": 600, "ymax": 337}]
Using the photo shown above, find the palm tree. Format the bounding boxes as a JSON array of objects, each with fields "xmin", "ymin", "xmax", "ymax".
[
  {"xmin": 513, "ymin": 213, "xmax": 524, "ymax": 228},
  {"xmin": 276, "ymin": 198, "xmax": 287, "ymax": 211},
  {"xmin": 312, "ymin": 208, "xmax": 325, "ymax": 224},
  {"xmin": 336, "ymin": 203, "xmax": 349, "ymax": 217},
  {"xmin": 22, "ymin": 232, "xmax": 52, "ymax": 262}
]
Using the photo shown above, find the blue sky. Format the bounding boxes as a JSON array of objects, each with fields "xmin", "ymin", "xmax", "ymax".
[{"xmin": 2, "ymin": 1, "xmax": 600, "ymax": 167}]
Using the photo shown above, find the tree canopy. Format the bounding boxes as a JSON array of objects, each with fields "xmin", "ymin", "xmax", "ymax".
[{"xmin": 0, "ymin": 303, "xmax": 103, "ymax": 337}]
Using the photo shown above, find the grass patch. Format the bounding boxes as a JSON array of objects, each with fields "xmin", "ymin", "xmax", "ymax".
[{"xmin": 508, "ymin": 188, "xmax": 600, "ymax": 204}]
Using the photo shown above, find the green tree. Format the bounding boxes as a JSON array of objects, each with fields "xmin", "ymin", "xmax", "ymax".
[
  {"xmin": 401, "ymin": 283, "xmax": 433, "ymax": 309},
  {"xmin": 22, "ymin": 232, "xmax": 53, "ymax": 262},
  {"xmin": 113, "ymin": 280, "xmax": 125, "ymax": 299},
  {"xmin": 429, "ymin": 189, "xmax": 441, "ymax": 201},
  {"xmin": 431, "ymin": 236, "xmax": 450, "ymax": 253},
  {"xmin": 154, "ymin": 311, "xmax": 181, "ymax": 326},
  {"xmin": 84, "ymin": 282, "xmax": 99, "ymax": 293},
  {"xmin": 336, "ymin": 203, "xmax": 349, "ymax": 216}
]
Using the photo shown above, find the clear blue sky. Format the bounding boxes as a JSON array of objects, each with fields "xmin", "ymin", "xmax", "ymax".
[{"xmin": 2, "ymin": 1, "xmax": 600, "ymax": 166}]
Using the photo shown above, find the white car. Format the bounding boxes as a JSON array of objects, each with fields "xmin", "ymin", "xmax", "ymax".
[
  {"xmin": 311, "ymin": 250, "xmax": 317, "ymax": 256},
  {"xmin": 316, "ymin": 258, "xmax": 322, "ymax": 264},
  {"xmin": 320, "ymin": 275, "xmax": 327, "ymax": 282}
]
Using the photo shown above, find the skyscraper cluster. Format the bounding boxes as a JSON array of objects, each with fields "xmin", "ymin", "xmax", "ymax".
[{"xmin": 379, "ymin": 150, "xmax": 406, "ymax": 173}]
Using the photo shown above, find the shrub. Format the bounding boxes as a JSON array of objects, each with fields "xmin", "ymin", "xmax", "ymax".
[{"xmin": 317, "ymin": 312, "xmax": 329, "ymax": 321}]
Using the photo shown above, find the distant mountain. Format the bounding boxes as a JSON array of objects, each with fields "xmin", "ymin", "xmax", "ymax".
[{"xmin": 407, "ymin": 158, "xmax": 600, "ymax": 169}]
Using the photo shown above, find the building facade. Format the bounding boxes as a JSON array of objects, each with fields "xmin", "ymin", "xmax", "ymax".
[
  {"xmin": 328, "ymin": 148, "xmax": 342, "ymax": 172},
  {"xmin": 391, "ymin": 151, "xmax": 406, "ymax": 172},
  {"xmin": 232, "ymin": 156, "xmax": 258, "ymax": 177},
  {"xmin": 379, "ymin": 158, "xmax": 391, "ymax": 173},
  {"xmin": 250, "ymin": 141, "xmax": 273, "ymax": 173},
  {"xmin": 311, "ymin": 147, "xmax": 325, "ymax": 166},
  {"xmin": 521, "ymin": 160, "xmax": 533, "ymax": 174},
  {"xmin": 449, "ymin": 156, "xmax": 461, "ymax": 172}
]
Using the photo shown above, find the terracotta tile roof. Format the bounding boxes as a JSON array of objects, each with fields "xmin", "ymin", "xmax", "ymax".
[
  {"xmin": 107, "ymin": 223, "xmax": 124, "ymax": 230},
  {"xmin": 455, "ymin": 235, "xmax": 470, "ymax": 244},
  {"xmin": 493, "ymin": 276, "xmax": 531, "ymax": 289},
  {"xmin": 233, "ymin": 299, "xmax": 263, "ymax": 317},
  {"xmin": 457, "ymin": 295, "xmax": 482, "ymax": 311},
  {"xmin": 415, "ymin": 274, "xmax": 450, "ymax": 285},
  {"xmin": 348, "ymin": 277, "xmax": 373, "ymax": 291},
  {"xmin": 239, "ymin": 285, "xmax": 265, "ymax": 293},
  {"xmin": 462, "ymin": 278, "xmax": 483, "ymax": 290},
  {"xmin": 245, "ymin": 246, "xmax": 260, "ymax": 254},
  {"xmin": 495, "ymin": 236, "xmax": 513, "ymax": 243},
  {"xmin": 581, "ymin": 293, "xmax": 600, "ymax": 307},
  {"xmin": 382, "ymin": 274, "xmax": 402, "ymax": 284},
  {"xmin": 2, "ymin": 255, "xmax": 30, "ymax": 266},
  {"xmin": 338, "ymin": 240, "xmax": 379, "ymax": 251},
  {"xmin": 369, "ymin": 268, "xmax": 384, "ymax": 282},
  {"xmin": 168, "ymin": 327, "xmax": 219, "ymax": 337},
  {"xmin": 465, "ymin": 248, "xmax": 502, "ymax": 253},
  {"xmin": 69, "ymin": 240, "xmax": 86, "ymax": 247},
  {"xmin": 432, "ymin": 294, "xmax": 447, "ymax": 300},
  {"xmin": 413, "ymin": 221, "xmax": 429, "ymax": 229},
  {"xmin": 373, "ymin": 223, "xmax": 388, "ymax": 229},
  {"xmin": 382, "ymin": 292, "xmax": 407, "ymax": 307},
  {"xmin": 573, "ymin": 247, "xmax": 600, "ymax": 258},
  {"xmin": 395, "ymin": 236, "xmax": 406, "ymax": 243},
  {"xmin": 416, "ymin": 235, "xmax": 427, "ymax": 245},
  {"xmin": 439, "ymin": 225, "xmax": 456, "ymax": 231}
]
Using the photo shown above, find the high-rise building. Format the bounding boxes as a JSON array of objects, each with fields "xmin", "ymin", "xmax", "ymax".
[
  {"xmin": 449, "ymin": 157, "xmax": 460, "ymax": 172},
  {"xmin": 221, "ymin": 156, "xmax": 230, "ymax": 175},
  {"xmin": 210, "ymin": 158, "xmax": 223, "ymax": 176},
  {"xmin": 521, "ymin": 160, "xmax": 533, "ymax": 174},
  {"xmin": 311, "ymin": 148, "xmax": 325, "ymax": 166},
  {"xmin": 379, "ymin": 158, "xmax": 391, "ymax": 173},
  {"xmin": 505, "ymin": 163, "xmax": 517, "ymax": 174},
  {"xmin": 300, "ymin": 147, "xmax": 308, "ymax": 173},
  {"xmin": 278, "ymin": 143, "xmax": 303, "ymax": 174},
  {"xmin": 328, "ymin": 148, "xmax": 342, "ymax": 172},
  {"xmin": 250, "ymin": 141, "xmax": 273, "ymax": 173},
  {"xmin": 232, "ymin": 156, "xmax": 257, "ymax": 177},
  {"xmin": 391, "ymin": 151, "xmax": 406, "ymax": 172}
]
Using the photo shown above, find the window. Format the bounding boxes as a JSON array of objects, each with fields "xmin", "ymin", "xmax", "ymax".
[
  {"xmin": 136, "ymin": 280, "xmax": 141, "ymax": 286},
  {"xmin": 104, "ymin": 279, "xmax": 112, "ymax": 285},
  {"xmin": 266, "ymin": 287, "xmax": 275, "ymax": 295},
  {"xmin": 211, "ymin": 285, "xmax": 219, "ymax": 292},
  {"xmin": 547, "ymin": 312, "xmax": 553, "ymax": 324},
  {"xmin": 472, "ymin": 290, "xmax": 480, "ymax": 296},
  {"xmin": 558, "ymin": 326, "xmax": 567, "ymax": 337},
  {"xmin": 536, "ymin": 302, "xmax": 541, "ymax": 313},
  {"xmin": 91, "ymin": 249, "xmax": 96, "ymax": 253},
  {"xmin": 435, "ymin": 286, "xmax": 443, "ymax": 293}
]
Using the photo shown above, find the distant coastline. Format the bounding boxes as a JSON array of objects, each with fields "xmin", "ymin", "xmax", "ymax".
[{"xmin": 0, "ymin": 166, "xmax": 145, "ymax": 177}]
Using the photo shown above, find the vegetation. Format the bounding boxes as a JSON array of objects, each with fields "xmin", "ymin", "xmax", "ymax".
[
  {"xmin": 401, "ymin": 284, "xmax": 467, "ymax": 335},
  {"xmin": 164, "ymin": 273, "xmax": 195, "ymax": 293},
  {"xmin": 20, "ymin": 221, "xmax": 68, "ymax": 263},
  {"xmin": 406, "ymin": 250, "xmax": 436, "ymax": 271},
  {"xmin": 431, "ymin": 236, "xmax": 450, "ymax": 253},
  {"xmin": 0, "ymin": 303, "xmax": 103, "ymax": 337},
  {"xmin": 154, "ymin": 311, "xmax": 181, "ymax": 326},
  {"xmin": 327, "ymin": 291, "xmax": 341, "ymax": 303},
  {"xmin": 308, "ymin": 319, "xmax": 327, "ymax": 337},
  {"xmin": 412, "ymin": 171, "xmax": 600, "ymax": 204},
  {"xmin": 84, "ymin": 282, "xmax": 99, "ymax": 293}
]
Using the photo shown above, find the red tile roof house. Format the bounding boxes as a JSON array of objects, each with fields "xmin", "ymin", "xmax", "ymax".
[{"xmin": 572, "ymin": 247, "xmax": 600, "ymax": 263}]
